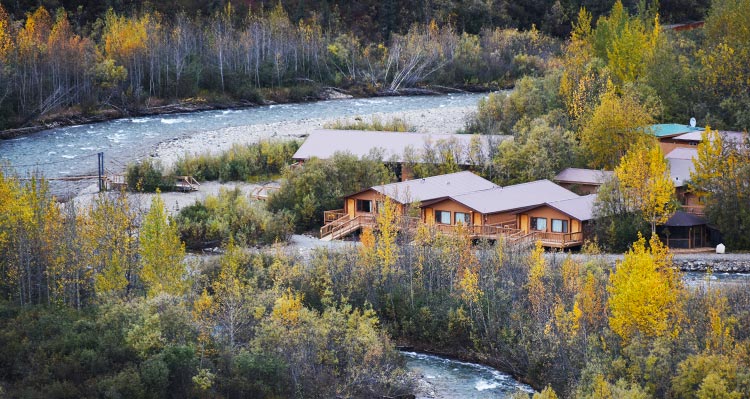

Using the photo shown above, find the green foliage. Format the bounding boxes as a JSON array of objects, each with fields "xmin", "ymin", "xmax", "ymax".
[
  {"xmin": 492, "ymin": 112, "xmax": 577, "ymax": 185},
  {"xmin": 690, "ymin": 129, "xmax": 750, "ymax": 249},
  {"xmin": 465, "ymin": 73, "xmax": 564, "ymax": 135},
  {"xmin": 323, "ymin": 115, "xmax": 416, "ymax": 132},
  {"xmin": 592, "ymin": 177, "xmax": 651, "ymax": 252},
  {"xmin": 126, "ymin": 160, "xmax": 172, "ymax": 192},
  {"xmin": 175, "ymin": 188, "xmax": 293, "ymax": 249},
  {"xmin": 267, "ymin": 153, "xmax": 395, "ymax": 231},
  {"xmin": 171, "ymin": 140, "xmax": 300, "ymax": 182},
  {"xmin": 139, "ymin": 192, "xmax": 187, "ymax": 297}
]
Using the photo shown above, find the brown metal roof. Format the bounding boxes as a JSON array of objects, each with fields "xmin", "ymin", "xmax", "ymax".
[
  {"xmin": 366, "ymin": 171, "xmax": 499, "ymax": 204},
  {"xmin": 292, "ymin": 129, "xmax": 505, "ymax": 165},
  {"xmin": 554, "ymin": 168, "xmax": 613, "ymax": 185},
  {"xmin": 445, "ymin": 179, "xmax": 580, "ymax": 214}
]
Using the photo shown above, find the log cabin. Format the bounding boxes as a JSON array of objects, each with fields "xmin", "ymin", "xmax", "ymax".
[{"xmin": 321, "ymin": 172, "xmax": 596, "ymax": 249}]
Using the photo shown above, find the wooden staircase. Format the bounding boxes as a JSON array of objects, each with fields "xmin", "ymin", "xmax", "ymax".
[{"xmin": 320, "ymin": 214, "xmax": 376, "ymax": 241}]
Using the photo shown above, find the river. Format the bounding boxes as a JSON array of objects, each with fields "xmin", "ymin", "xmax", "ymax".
[
  {"xmin": 0, "ymin": 93, "xmax": 485, "ymax": 194},
  {"xmin": 403, "ymin": 352, "xmax": 534, "ymax": 398}
]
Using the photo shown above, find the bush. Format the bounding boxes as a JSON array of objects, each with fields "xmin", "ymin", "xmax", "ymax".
[
  {"xmin": 267, "ymin": 153, "xmax": 395, "ymax": 232},
  {"xmin": 172, "ymin": 140, "xmax": 300, "ymax": 182},
  {"xmin": 323, "ymin": 116, "xmax": 417, "ymax": 132},
  {"xmin": 125, "ymin": 159, "xmax": 172, "ymax": 192},
  {"xmin": 175, "ymin": 188, "xmax": 293, "ymax": 249}
]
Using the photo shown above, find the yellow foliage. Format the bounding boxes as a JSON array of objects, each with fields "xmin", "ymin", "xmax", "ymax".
[
  {"xmin": 607, "ymin": 234, "xmax": 684, "ymax": 343},
  {"xmin": 580, "ymin": 82, "xmax": 656, "ymax": 169},
  {"xmin": 139, "ymin": 191, "xmax": 186, "ymax": 297},
  {"xmin": 375, "ymin": 196, "xmax": 399, "ymax": 279},
  {"xmin": 527, "ymin": 241, "xmax": 547, "ymax": 316},
  {"xmin": 615, "ymin": 144, "xmax": 677, "ymax": 233},
  {"xmin": 272, "ymin": 289, "xmax": 304, "ymax": 326}
]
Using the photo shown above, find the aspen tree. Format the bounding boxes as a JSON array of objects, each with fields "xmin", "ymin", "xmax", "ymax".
[
  {"xmin": 615, "ymin": 144, "xmax": 676, "ymax": 234},
  {"xmin": 139, "ymin": 191, "xmax": 186, "ymax": 297},
  {"xmin": 608, "ymin": 234, "xmax": 684, "ymax": 343}
]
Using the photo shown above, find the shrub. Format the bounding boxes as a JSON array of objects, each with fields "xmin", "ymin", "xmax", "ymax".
[
  {"xmin": 172, "ymin": 140, "xmax": 300, "ymax": 182},
  {"xmin": 324, "ymin": 116, "xmax": 417, "ymax": 132},
  {"xmin": 125, "ymin": 159, "xmax": 172, "ymax": 192},
  {"xmin": 267, "ymin": 153, "xmax": 395, "ymax": 232},
  {"xmin": 175, "ymin": 188, "xmax": 293, "ymax": 249}
]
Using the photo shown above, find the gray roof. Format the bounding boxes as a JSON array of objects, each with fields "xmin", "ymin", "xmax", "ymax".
[
  {"xmin": 673, "ymin": 130, "xmax": 747, "ymax": 143},
  {"xmin": 292, "ymin": 129, "xmax": 501, "ymax": 165},
  {"xmin": 370, "ymin": 171, "xmax": 498, "ymax": 204},
  {"xmin": 554, "ymin": 168, "xmax": 613, "ymax": 185},
  {"xmin": 545, "ymin": 194, "xmax": 597, "ymax": 221},
  {"xmin": 666, "ymin": 147, "xmax": 698, "ymax": 160},
  {"xmin": 669, "ymin": 158, "xmax": 695, "ymax": 188},
  {"xmin": 664, "ymin": 211, "xmax": 706, "ymax": 227},
  {"xmin": 445, "ymin": 179, "xmax": 579, "ymax": 214}
]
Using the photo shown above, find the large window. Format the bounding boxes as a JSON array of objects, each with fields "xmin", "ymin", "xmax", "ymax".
[
  {"xmin": 531, "ymin": 217, "xmax": 547, "ymax": 231},
  {"xmin": 455, "ymin": 212, "xmax": 470, "ymax": 224},
  {"xmin": 356, "ymin": 199, "xmax": 372, "ymax": 213},
  {"xmin": 435, "ymin": 210, "xmax": 451, "ymax": 224},
  {"xmin": 551, "ymin": 219, "xmax": 568, "ymax": 233}
]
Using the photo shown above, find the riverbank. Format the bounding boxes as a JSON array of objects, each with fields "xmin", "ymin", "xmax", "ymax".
[
  {"xmin": 152, "ymin": 103, "xmax": 481, "ymax": 169},
  {"xmin": 397, "ymin": 341, "xmax": 539, "ymax": 393},
  {"xmin": 0, "ymin": 85, "xmax": 492, "ymax": 141},
  {"xmin": 555, "ymin": 252, "xmax": 750, "ymax": 273}
]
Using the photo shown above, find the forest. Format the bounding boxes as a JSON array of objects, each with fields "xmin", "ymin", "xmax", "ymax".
[
  {"xmin": 0, "ymin": 0, "xmax": 732, "ymax": 131},
  {"xmin": 2, "ymin": 0, "xmax": 750, "ymax": 397}
]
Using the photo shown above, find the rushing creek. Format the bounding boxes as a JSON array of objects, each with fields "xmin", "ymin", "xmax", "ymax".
[
  {"xmin": 0, "ymin": 93, "xmax": 485, "ymax": 192},
  {"xmin": 403, "ymin": 352, "xmax": 534, "ymax": 398}
]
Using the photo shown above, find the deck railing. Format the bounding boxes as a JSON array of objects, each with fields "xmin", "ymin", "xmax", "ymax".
[
  {"xmin": 682, "ymin": 205, "xmax": 706, "ymax": 216},
  {"xmin": 320, "ymin": 214, "xmax": 376, "ymax": 240},
  {"xmin": 319, "ymin": 209, "xmax": 585, "ymax": 248},
  {"xmin": 323, "ymin": 209, "xmax": 346, "ymax": 223},
  {"xmin": 534, "ymin": 231, "xmax": 584, "ymax": 247}
]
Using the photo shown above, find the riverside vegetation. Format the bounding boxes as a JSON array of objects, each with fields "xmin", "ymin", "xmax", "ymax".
[
  {"xmin": 2, "ymin": 171, "xmax": 750, "ymax": 398},
  {"xmin": 4, "ymin": 0, "xmax": 750, "ymax": 398}
]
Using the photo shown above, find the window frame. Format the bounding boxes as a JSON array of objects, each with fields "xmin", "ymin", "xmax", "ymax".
[
  {"xmin": 356, "ymin": 199, "xmax": 372, "ymax": 213},
  {"xmin": 530, "ymin": 217, "xmax": 547, "ymax": 231},
  {"xmin": 454, "ymin": 212, "xmax": 471, "ymax": 225},
  {"xmin": 551, "ymin": 219, "xmax": 569, "ymax": 233},
  {"xmin": 435, "ymin": 210, "xmax": 451, "ymax": 225}
]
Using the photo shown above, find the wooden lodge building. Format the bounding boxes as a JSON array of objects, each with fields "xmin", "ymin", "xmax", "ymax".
[
  {"xmin": 321, "ymin": 171, "xmax": 597, "ymax": 249},
  {"xmin": 554, "ymin": 168, "xmax": 613, "ymax": 195},
  {"xmin": 292, "ymin": 129, "xmax": 503, "ymax": 181}
]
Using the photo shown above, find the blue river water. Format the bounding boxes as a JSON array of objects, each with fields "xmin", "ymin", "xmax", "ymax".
[
  {"xmin": 0, "ymin": 94, "xmax": 485, "ymax": 184},
  {"xmin": 403, "ymin": 352, "xmax": 535, "ymax": 398}
]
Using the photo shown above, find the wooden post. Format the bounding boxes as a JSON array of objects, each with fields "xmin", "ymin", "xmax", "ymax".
[{"xmin": 97, "ymin": 152, "xmax": 104, "ymax": 192}]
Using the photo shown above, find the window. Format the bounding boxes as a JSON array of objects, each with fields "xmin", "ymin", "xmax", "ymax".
[
  {"xmin": 435, "ymin": 210, "xmax": 451, "ymax": 224},
  {"xmin": 530, "ymin": 217, "xmax": 547, "ymax": 231},
  {"xmin": 455, "ymin": 212, "xmax": 471, "ymax": 224},
  {"xmin": 376, "ymin": 201, "xmax": 384, "ymax": 214},
  {"xmin": 551, "ymin": 219, "xmax": 568, "ymax": 233},
  {"xmin": 356, "ymin": 199, "xmax": 372, "ymax": 213}
]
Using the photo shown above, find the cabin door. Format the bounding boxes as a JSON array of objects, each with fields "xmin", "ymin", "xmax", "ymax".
[
  {"xmin": 347, "ymin": 199, "xmax": 355, "ymax": 218},
  {"xmin": 424, "ymin": 208, "xmax": 434, "ymax": 225},
  {"xmin": 473, "ymin": 212, "xmax": 482, "ymax": 226}
]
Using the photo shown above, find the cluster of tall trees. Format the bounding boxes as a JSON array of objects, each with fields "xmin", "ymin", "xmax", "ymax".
[
  {"xmin": 461, "ymin": 0, "xmax": 750, "ymax": 248},
  {"xmin": 0, "ymin": 2, "xmax": 559, "ymax": 129},
  {"xmin": 304, "ymin": 209, "xmax": 750, "ymax": 398},
  {"xmin": 0, "ymin": 170, "xmax": 412, "ymax": 397}
]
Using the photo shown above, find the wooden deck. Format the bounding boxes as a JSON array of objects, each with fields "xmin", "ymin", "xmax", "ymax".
[{"xmin": 319, "ymin": 212, "xmax": 582, "ymax": 248}]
